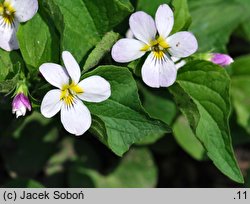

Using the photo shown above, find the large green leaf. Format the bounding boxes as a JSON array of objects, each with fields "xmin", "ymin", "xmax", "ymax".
[
  {"xmin": 83, "ymin": 66, "xmax": 170, "ymax": 156},
  {"xmin": 231, "ymin": 55, "xmax": 250, "ymax": 134},
  {"xmin": 68, "ymin": 148, "xmax": 157, "ymax": 187},
  {"xmin": 188, "ymin": 0, "xmax": 249, "ymax": 52},
  {"xmin": 44, "ymin": 0, "xmax": 133, "ymax": 62},
  {"xmin": 17, "ymin": 13, "xmax": 59, "ymax": 73},
  {"xmin": 170, "ymin": 60, "xmax": 243, "ymax": 183}
]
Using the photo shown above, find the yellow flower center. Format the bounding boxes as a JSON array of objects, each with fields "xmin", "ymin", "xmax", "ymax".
[
  {"xmin": 0, "ymin": 2, "xmax": 15, "ymax": 27},
  {"xmin": 140, "ymin": 36, "xmax": 170, "ymax": 59},
  {"xmin": 60, "ymin": 83, "xmax": 84, "ymax": 106}
]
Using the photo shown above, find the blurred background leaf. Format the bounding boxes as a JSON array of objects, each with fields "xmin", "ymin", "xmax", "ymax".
[
  {"xmin": 3, "ymin": 179, "xmax": 44, "ymax": 188},
  {"xmin": 231, "ymin": 55, "xmax": 250, "ymax": 134},
  {"xmin": 188, "ymin": 0, "xmax": 250, "ymax": 52},
  {"xmin": 68, "ymin": 148, "xmax": 157, "ymax": 187}
]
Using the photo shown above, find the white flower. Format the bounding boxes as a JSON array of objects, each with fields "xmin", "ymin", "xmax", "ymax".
[
  {"xmin": 0, "ymin": 0, "xmax": 38, "ymax": 51},
  {"xmin": 39, "ymin": 51, "xmax": 111, "ymax": 136},
  {"xmin": 112, "ymin": 4, "xmax": 198, "ymax": 88}
]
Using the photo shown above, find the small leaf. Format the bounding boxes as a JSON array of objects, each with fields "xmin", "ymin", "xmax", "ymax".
[
  {"xmin": 83, "ymin": 31, "xmax": 119, "ymax": 71},
  {"xmin": 170, "ymin": 60, "xmax": 243, "ymax": 183}
]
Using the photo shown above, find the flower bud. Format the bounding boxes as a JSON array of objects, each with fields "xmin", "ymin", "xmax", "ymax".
[
  {"xmin": 12, "ymin": 93, "xmax": 31, "ymax": 118},
  {"xmin": 211, "ymin": 53, "xmax": 234, "ymax": 67}
]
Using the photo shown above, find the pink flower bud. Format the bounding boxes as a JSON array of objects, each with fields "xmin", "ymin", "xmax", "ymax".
[
  {"xmin": 211, "ymin": 53, "xmax": 234, "ymax": 67},
  {"xmin": 12, "ymin": 93, "xmax": 31, "ymax": 118}
]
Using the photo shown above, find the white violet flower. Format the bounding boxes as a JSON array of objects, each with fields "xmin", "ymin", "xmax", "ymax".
[
  {"xmin": 39, "ymin": 51, "xmax": 111, "ymax": 136},
  {"xmin": 112, "ymin": 4, "xmax": 198, "ymax": 88},
  {"xmin": 0, "ymin": 0, "xmax": 38, "ymax": 51}
]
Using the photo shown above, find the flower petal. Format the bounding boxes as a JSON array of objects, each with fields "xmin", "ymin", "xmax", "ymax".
[
  {"xmin": 129, "ymin": 11, "xmax": 156, "ymax": 44},
  {"xmin": 61, "ymin": 99, "xmax": 91, "ymax": 136},
  {"xmin": 155, "ymin": 4, "xmax": 174, "ymax": 39},
  {"xmin": 125, "ymin": 29, "xmax": 134, "ymax": 39},
  {"xmin": 39, "ymin": 63, "xmax": 69, "ymax": 89},
  {"xmin": 111, "ymin": 38, "xmax": 146, "ymax": 63},
  {"xmin": 0, "ymin": 20, "xmax": 19, "ymax": 51},
  {"xmin": 62, "ymin": 51, "xmax": 81, "ymax": 84},
  {"xmin": 167, "ymin": 31, "xmax": 198, "ymax": 58},
  {"xmin": 78, "ymin": 76, "xmax": 111, "ymax": 103},
  {"xmin": 141, "ymin": 52, "xmax": 177, "ymax": 88},
  {"xmin": 175, "ymin": 60, "xmax": 186, "ymax": 70},
  {"xmin": 41, "ymin": 89, "xmax": 62, "ymax": 118},
  {"xmin": 8, "ymin": 0, "xmax": 38, "ymax": 22}
]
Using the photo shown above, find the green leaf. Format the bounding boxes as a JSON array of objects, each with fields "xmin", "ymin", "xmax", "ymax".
[
  {"xmin": 136, "ymin": 82, "xmax": 176, "ymax": 145},
  {"xmin": 137, "ymin": 0, "xmax": 171, "ymax": 16},
  {"xmin": 170, "ymin": 60, "xmax": 243, "ymax": 183},
  {"xmin": 137, "ymin": 0, "xmax": 190, "ymax": 34},
  {"xmin": 45, "ymin": 0, "xmax": 133, "ymax": 62},
  {"xmin": 0, "ymin": 111, "xmax": 58, "ymax": 178},
  {"xmin": 82, "ymin": 0, "xmax": 134, "ymax": 35},
  {"xmin": 17, "ymin": 13, "xmax": 59, "ymax": 74},
  {"xmin": 0, "ymin": 50, "xmax": 23, "ymax": 93},
  {"xmin": 68, "ymin": 148, "xmax": 158, "ymax": 187},
  {"xmin": 0, "ymin": 76, "xmax": 18, "ymax": 94},
  {"xmin": 83, "ymin": 31, "xmax": 119, "ymax": 71},
  {"xmin": 171, "ymin": 0, "xmax": 192, "ymax": 33},
  {"xmin": 173, "ymin": 115, "xmax": 206, "ymax": 160},
  {"xmin": 231, "ymin": 55, "xmax": 250, "ymax": 134},
  {"xmin": 188, "ymin": 0, "xmax": 248, "ymax": 52},
  {"xmin": 83, "ymin": 66, "xmax": 171, "ymax": 156},
  {"xmin": 139, "ymin": 83, "xmax": 176, "ymax": 125},
  {"xmin": 3, "ymin": 179, "xmax": 44, "ymax": 188}
]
